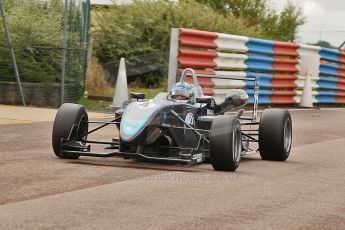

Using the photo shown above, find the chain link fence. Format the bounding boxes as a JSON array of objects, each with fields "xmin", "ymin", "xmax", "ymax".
[{"xmin": 0, "ymin": 0, "xmax": 90, "ymax": 107}]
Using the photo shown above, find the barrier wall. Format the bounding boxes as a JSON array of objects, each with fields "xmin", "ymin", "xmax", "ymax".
[
  {"xmin": 168, "ymin": 28, "xmax": 345, "ymax": 105},
  {"xmin": 317, "ymin": 48, "xmax": 345, "ymax": 103}
]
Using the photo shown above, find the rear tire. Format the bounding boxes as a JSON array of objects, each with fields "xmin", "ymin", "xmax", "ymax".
[
  {"xmin": 210, "ymin": 115, "xmax": 242, "ymax": 172},
  {"xmin": 52, "ymin": 103, "xmax": 88, "ymax": 159},
  {"xmin": 259, "ymin": 109, "xmax": 292, "ymax": 161}
]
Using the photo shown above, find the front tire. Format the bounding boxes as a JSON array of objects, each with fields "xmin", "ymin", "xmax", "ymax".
[
  {"xmin": 52, "ymin": 103, "xmax": 88, "ymax": 159},
  {"xmin": 259, "ymin": 109, "xmax": 292, "ymax": 161},
  {"xmin": 210, "ymin": 115, "xmax": 242, "ymax": 172}
]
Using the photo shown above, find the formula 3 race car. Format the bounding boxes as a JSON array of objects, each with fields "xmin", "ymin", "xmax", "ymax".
[{"xmin": 52, "ymin": 68, "xmax": 292, "ymax": 172}]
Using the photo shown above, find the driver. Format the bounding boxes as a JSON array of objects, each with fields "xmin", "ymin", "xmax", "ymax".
[{"xmin": 170, "ymin": 81, "xmax": 195, "ymax": 101}]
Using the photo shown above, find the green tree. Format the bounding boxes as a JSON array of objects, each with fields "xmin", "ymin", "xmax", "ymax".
[
  {"xmin": 92, "ymin": 0, "xmax": 263, "ymax": 86},
  {"xmin": 195, "ymin": 0, "xmax": 266, "ymax": 21},
  {"xmin": 0, "ymin": 0, "xmax": 84, "ymax": 83},
  {"xmin": 194, "ymin": 0, "xmax": 305, "ymax": 41},
  {"xmin": 0, "ymin": 0, "xmax": 64, "ymax": 82},
  {"xmin": 263, "ymin": 2, "xmax": 305, "ymax": 41}
]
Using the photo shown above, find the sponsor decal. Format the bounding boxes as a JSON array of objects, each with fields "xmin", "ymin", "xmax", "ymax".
[
  {"xmin": 192, "ymin": 153, "xmax": 203, "ymax": 162},
  {"xmin": 184, "ymin": 112, "xmax": 195, "ymax": 126}
]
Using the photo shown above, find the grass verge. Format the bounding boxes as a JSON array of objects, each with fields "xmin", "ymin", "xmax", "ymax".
[
  {"xmin": 78, "ymin": 96, "xmax": 111, "ymax": 110},
  {"xmin": 79, "ymin": 86, "xmax": 165, "ymax": 110}
]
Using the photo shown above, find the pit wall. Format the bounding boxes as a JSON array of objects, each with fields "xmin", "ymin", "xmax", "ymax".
[{"xmin": 168, "ymin": 28, "xmax": 345, "ymax": 105}]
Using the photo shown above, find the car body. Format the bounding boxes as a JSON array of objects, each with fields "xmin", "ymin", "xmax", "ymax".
[{"xmin": 52, "ymin": 68, "xmax": 292, "ymax": 171}]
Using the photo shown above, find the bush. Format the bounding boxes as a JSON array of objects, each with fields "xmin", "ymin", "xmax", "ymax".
[
  {"xmin": 91, "ymin": 0, "xmax": 263, "ymax": 87},
  {"xmin": 85, "ymin": 57, "xmax": 112, "ymax": 96},
  {"xmin": 0, "ymin": 45, "xmax": 62, "ymax": 82},
  {"xmin": 0, "ymin": 0, "xmax": 84, "ymax": 83}
]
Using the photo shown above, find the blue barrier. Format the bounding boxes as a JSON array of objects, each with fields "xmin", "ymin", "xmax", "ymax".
[
  {"xmin": 246, "ymin": 56, "xmax": 274, "ymax": 71},
  {"xmin": 320, "ymin": 48, "xmax": 340, "ymax": 63},
  {"xmin": 246, "ymin": 38, "xmax": 275, "ymax": 55}
]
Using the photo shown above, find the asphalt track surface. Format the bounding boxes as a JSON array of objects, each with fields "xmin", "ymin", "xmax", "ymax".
[{"xmin": 0, "ymin": 106, "xmax": 345, "ymax": 229}]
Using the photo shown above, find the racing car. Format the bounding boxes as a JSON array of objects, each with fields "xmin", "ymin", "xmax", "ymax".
[{"xmin": 52, "ymin": 68, "xmax": 292, "ymax": 172}]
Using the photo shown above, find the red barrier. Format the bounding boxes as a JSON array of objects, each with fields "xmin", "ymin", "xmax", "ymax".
[
  {"xmin": 338, "ymin": 78, "xmax": 345, "ymax": 83},
  {"xmin": 270, "ymin": 90, "xmax": 296, "ymax": 104},
  {"xmin": 338, "ymin": 66, "xmax": 345, "ymax": 78},
  {"xmin": 339, "ymin": 52, "xmax": 345, "ymax": 64},
  {"xmin": 202, "ymin": 88, "xmax": 214, "ymax": 96},
  {"xmin": 272, "ymin": 59, "xmax": 298, "ymax": 73},
  {"xmin": 178, "ymin": 49, "xmax": 216, "ymax": 68},
  {"xmin": 272, "ymin": 74, "xmax": 298, "ymax": 89},
  {"xmin": 186, "ymin": 77, "xmax": 214, "ymax": 87},
  {"xmin": 336, "ymin": 82, "xmax": 345, "ymax": 91},
  {"xmin": 273, "ymin": 42, "xmax": 299, "ymax": 57},
  {"xmin": 336, "ymin": 92, "xmax": 345, "ymax": 103},
  {"xmin": 179, "ymin": 28, "xmax": 218, "ymax": 49},
  {"xmin": 184, "ymin": 70, "xmax": 216, "ymax": 87}
]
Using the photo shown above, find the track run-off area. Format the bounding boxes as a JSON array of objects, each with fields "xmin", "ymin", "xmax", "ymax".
[{"xmin": 0, "ymin": 105, "xmax": 344, "ymax": 229}]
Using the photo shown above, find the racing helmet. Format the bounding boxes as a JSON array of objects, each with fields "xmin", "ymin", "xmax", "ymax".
[{"xmin": 170, "ymin": 82, "xmax": 194, "ymax": 101}]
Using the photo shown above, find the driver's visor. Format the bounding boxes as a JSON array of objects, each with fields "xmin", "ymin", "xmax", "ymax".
[{"xmin": 171, "ymin": 95, "xmax": 188, "ymax": 100}]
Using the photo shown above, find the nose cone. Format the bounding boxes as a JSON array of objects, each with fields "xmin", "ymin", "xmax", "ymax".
[
  {"xmin": 120, "ymin": 101, "xmax": 161, "ymax": 142},
  {"xmin": 121, "ymin": 116, "xmax": 146, "ymax": 140}
]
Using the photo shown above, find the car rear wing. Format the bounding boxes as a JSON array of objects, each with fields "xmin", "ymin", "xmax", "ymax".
[{"xmin": 177, "ymin": 68, "xmax": 260, "ymax": 122}]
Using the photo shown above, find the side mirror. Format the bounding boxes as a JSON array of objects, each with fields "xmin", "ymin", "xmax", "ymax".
[{"xmin": 130, "ymin": 92, "xmax": 145, "ymax": 100}]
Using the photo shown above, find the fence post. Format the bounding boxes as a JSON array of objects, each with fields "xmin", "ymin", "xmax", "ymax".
[
  {"xmin": 60, "ymin": 0, "xmax": 69, "ymax": 106},
  {"xmin": 81, "ymin": 0, "xmax": 90, "ymax": 90},
  {"xmin": 0, "ymin": 0, "xmax": 26, "ymax": 106}
]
